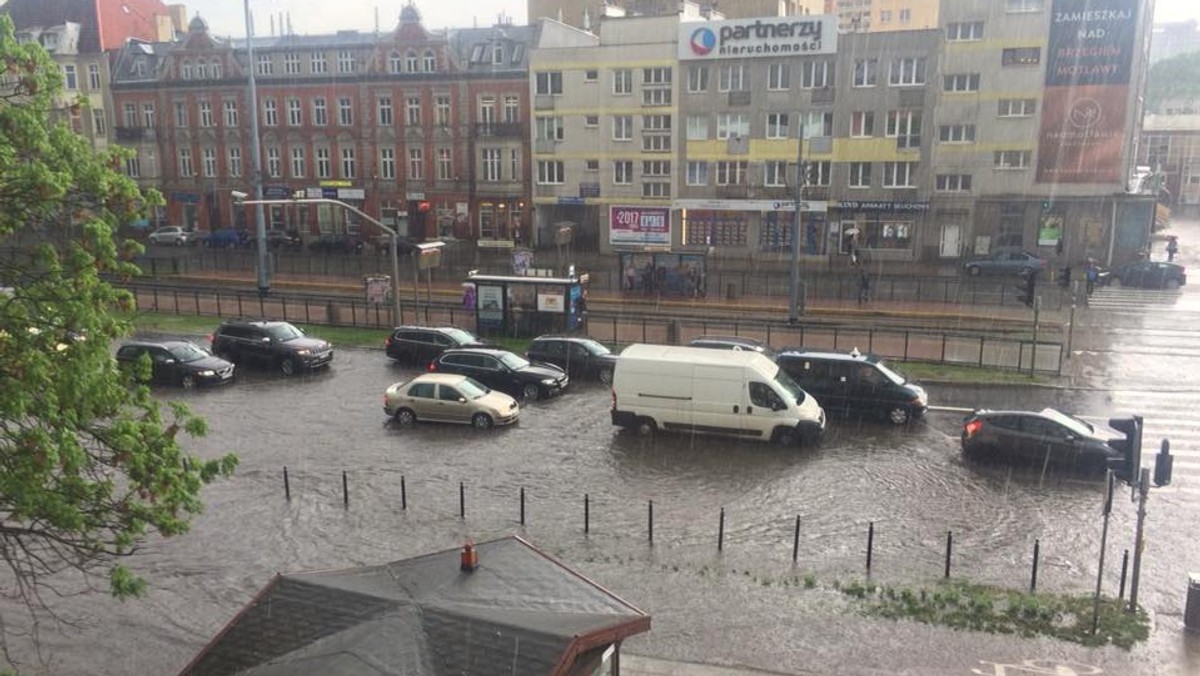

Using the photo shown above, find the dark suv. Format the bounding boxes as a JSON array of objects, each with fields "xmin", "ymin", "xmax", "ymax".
[
  {"xmin": 775, "ymin": 348, "xmax": 927, "ymax": 425},
  {"xmin": 210, "ymin": 320, "xmax": 333, "ymax": 376},
  {"xmin": 386, "ymin": 325, "xmax": 485, "ymax": 365},
  {"xmin": 430, "ymin": 347, "xmax": 568, "ymax": 401},
  {"xmin": 526, "ymin": 335, "xmax": 618, "ymax": 385}
]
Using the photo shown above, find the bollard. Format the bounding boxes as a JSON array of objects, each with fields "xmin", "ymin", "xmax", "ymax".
[
  {"xmin": 584, "ymin": 493, "xmax": 590, "ymax": 535},
  {"xmin": 520, "ymin": 487, "xmax": 525, "ymax": 526},
  {"xmin": 342, "ymin": 470, "xmax": 348, "ymax": 507},
  {"xmin": 283, "ymin": 466, "xmax": 290, "ymax": 501},
  {"xmin": 718, "ymin": 507, "xmax": 725, "ymax": 552},
  {"xmin": 792, "ymin": 515, "xmax": 800, "ymax": 563},
  {"xmin": 401, "ymin": 475, "xmax": 407, "ymax": 511},
  {"xmin": 1030, "ymin": 539, "xmax": 1040, "ymax": 594},
  {"xmin": 944, "ymin": 531, "xmax": 953, "ymax": 579},
  {"xmin": 1119, "ymin": 549, "xmax": 1129, "ymax": 600},
  {"xmin": 648, "ymin": 500, "xmax": 654, "ymax": 543},
  {"xmin": 459, "ymin": 481, "xmax": 465, "ymax": 519},
  {"xmin": 866, "ymin": 522, "xmax": 874, "ymax": 575}
]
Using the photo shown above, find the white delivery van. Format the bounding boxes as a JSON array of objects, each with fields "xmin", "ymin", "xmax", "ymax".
[{"xmin": 610, "ymin": 344, "xmax": 825, "ymax": 446}]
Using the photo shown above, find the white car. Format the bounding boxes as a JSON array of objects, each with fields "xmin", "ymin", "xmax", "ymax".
[
  {"xmin": 384, "ymin": 373, "xmax": 519, "ymax": 429},
  {"xmin": 148, "ymin": 226, "xmax": 193, "ymax": 246}
]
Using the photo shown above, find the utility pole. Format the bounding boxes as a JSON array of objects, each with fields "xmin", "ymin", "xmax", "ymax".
[
  {"xmin": 1128, "ymin": 467, "xmax": 1151, "ymax": 613},
  {"xmin": 243, "ymin": 0, "xmax": 270, "ymax": 296},
  {"xmin": 788, "ymin": 121, "xmax": 806, "ymax": 324}
]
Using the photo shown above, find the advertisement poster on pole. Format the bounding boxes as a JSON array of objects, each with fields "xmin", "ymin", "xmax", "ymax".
[
  {"xmin": 477, "ymin": 285, "xmax": 504, "ymax": 330},
  {"xmin": 610, "ymin": 206, "xmax": 671, "ymax": 246}
]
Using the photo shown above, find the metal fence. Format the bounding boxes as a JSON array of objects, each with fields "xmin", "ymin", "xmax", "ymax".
[{"xmin": 128, "ymin": 283, "xmax": 1062, "ymax": 374}]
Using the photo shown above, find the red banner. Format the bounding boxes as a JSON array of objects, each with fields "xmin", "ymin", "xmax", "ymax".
[{"xmin": 1036, "ymin": 85, "xmax": 1126, "ymax": 184}]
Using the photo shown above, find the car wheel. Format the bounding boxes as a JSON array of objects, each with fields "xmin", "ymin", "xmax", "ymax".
[
  {"xmin": 280, "ymin": 358, "xmax": 297, "ymax": 376},
  {"xmin": 471, "ymin": 413, "xmax": 494, "ymax": 429},
  {"xmin": 180, "ymin": 374, "xmax": 196, "ymax": 390},
  {"xmin": 772, "ymin": 426, "xmax": 799, "ymax": 446},
  {"xmin": 598, "ymin": 368, "xmax": 614, "ymax": 386},
  {"xmin": 635, "ymin": 417, "xmax": 656, "ymax": 437},
  {"xmin": 1166, "ymin": 278, "xmax": 1181, "ymax": 290},
  {"xmin": 522, "ymin": 383, "xmax": 541, "ymax": 401},
  {"xmin": 967, "ymin": 265, "xmax": 981, "ymax": 276},
  {"xmin": 394, "ymin": 408, "xmax": 416, "ymax": 426},
  {"xmin": 887, "ymin": 406, "xmax": 911, "ymax": 425}
]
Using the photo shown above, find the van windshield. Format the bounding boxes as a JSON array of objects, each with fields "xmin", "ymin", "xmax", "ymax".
[
  {"xmin": 773, "ymin": 369, "xmax": 807, "ymax": 405},
  {"xmin": 874, "ymin": 361, "xmax": 907, "ymax": 385}
]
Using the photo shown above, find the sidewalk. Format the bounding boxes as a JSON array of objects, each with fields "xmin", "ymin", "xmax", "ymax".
[{"xmin": 622, "ymin": 654, "xmax": 802, "ymax": 676}]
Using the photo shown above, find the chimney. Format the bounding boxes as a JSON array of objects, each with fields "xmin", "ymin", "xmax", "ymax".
[{"xmin": 460, "ymin": 542, "xmax": 479, "ymax": 572}]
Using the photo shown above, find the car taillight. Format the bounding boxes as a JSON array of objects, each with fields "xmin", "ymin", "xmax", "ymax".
[
  {"xmin": 963, "ymin": 419, "xmax": 982, "ymax": 438},
  {"xmin": 385, "ymin": 335, "xmax": 393, "ymax": 347},
  {"xmin": 427, "ymin": 361, "xmax": 437, "ymax": 372}
]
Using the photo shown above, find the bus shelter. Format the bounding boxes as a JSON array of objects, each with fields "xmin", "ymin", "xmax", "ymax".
[{"xmin": 465, "ymin": 272, "xmax": 587, "ymax": 339}]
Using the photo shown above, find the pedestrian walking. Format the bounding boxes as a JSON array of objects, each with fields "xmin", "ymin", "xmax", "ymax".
[
  {"xmin": 1167, "ymin": 236, "xmax": 1179, "ymax": 262},
  {"xmin": 1085, "ymin": 259, "xmax": 1099, "ymax": 296},
  {"xmin": 857, "ymin": 270, "xmax": 870, "ymax": 305}
]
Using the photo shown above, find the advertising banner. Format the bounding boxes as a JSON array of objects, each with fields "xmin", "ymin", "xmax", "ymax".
[
  {"xmin": 1045, "ymin": 0, "xmax": 1139, "ymax": 86},
  {"xmin": 1037, "ymin": 85, "xmax": 1126, "ymax": 184},
  {"xmin": 679, "ymin": 16, "xmax": 837, "ymax": 60},
  {"xmin": 610, "ymin": 206, "xmax": 671, "ymax": 246}
]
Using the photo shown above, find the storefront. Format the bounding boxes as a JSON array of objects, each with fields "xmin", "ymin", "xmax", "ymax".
[
  {"xmin": 831, "ymin": 200, "xmax": 930, "ymax": 261},
  {"xmin": 673, "ymin": 199, "xmax": 830, "ymax": 256}
]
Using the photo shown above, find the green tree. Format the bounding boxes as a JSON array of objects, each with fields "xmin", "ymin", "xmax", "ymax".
[
  {"xmin": 0, "ymin": 14, "xmax": 236, "ymax": 663},
  {"xmin": 1146, "ymin": 51, "xmax": 1200, "ymax": 114}
]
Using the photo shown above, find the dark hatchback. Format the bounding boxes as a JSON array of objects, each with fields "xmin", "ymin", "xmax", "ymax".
[
  {"xmin": 775, "ymin": 348, "xmax": 926, "ymax": 425},
  {"xmin": 526, "ymin": 335, "xmax": 618, "ymax": 385},
  {"xmin": 961, "ymin": 407, "xmax": 1122, "ymax": 472},
  {"xmin": 430, "ymin": 347, "xmax": 569, "ymax": 401},
  {"xmin": 117, "ymin": 340, "xmax": 235, "ymax": 389},
  {"xmin": 1100, "ymin": 260, "xmax": 1186, "ymax": 290},
  {"xmin": 385, "ymin": 325, "xmax": 486, "ymax": 365}
]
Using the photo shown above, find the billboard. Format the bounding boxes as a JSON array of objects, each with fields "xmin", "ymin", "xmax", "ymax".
[
  {"xmin": 679, "ymin": 16, "xmax": 837, "ymax": 61},
  {"xmin": 610, "ymin": 206, "xmax": 670, "ymax": 246},
  {"xmin": 1045, "ymin": 0, "xmax": 1139, "ymax": 86}
]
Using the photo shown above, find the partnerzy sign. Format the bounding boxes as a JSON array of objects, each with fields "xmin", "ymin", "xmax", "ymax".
[{"xmin": 679, "ymin": 16, "xmax": 837, "ymax": 60}]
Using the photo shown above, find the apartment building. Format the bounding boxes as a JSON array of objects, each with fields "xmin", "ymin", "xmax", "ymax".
[
  {"xmin": 109, "ymin": 6, "xmax": 537, "ymax": 242},
  {"xmin": 527, "ymin": 0, "xmax": 815, "ymax": 32},
  {"xmin": 835, "ymin": 0, "xmax": 938, "ymax": 33},
  {"xmin": 1140, "ymin": 115, "xmax": 1200, "ymax": 215},
  {"xmin": 936, "ymin": 0, "xmax": 1156, "ymax": 264}
]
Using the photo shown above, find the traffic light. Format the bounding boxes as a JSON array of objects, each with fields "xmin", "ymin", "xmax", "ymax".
[
  {"xmin": 1154, "ymin": 439, "xmax": 1173, "ymax": 487},
  {"xmin": 1018, "ymin": 271, "xmax": 1037, "ymax": 307},
  {"xmin": 1106, "ymin": 415, "xmax": 1143, "ymax": 484}
]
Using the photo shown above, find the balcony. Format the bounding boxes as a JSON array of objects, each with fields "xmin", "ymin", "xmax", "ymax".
[
  {"xmin": 810, "ymin": 88, "xmax": 835, "ymax": 105},
  {"xmin": 115, "ymin": 126, "xmax": 144, "ymax": 141},
  {"xmin": 474, "ymin": 122, "xmax": 524, "ymax": 138},
  {"xmin": 534, "ymin": 94, "xmax": 556, "ymax": 111},
  {"xmin": 727, "ymin": 90, "xmax": 751, "ymax": 106},
  {"xmin": 896, "ymin": 135, "xmax": 922, "ymax": 151},
  {"xmin": 898, "ymin": 89, "xmax": 925, "ymax": 108}
]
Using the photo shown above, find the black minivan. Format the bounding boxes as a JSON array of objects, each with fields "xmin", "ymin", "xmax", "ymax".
[{"xmin": 775, "ymin": 348, "xmax": 927, "ymax": 425}]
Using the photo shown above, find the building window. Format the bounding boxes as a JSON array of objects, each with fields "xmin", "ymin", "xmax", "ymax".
[
  {"xmin": 435, "ymin": 96, "xmax": 451, "ymax": 126},
  {"xmin": 642, "ymin": 182, "xmax": 670, "ymax": 199},
  {"xmin": 62, "ymin": 64, "xmax": 77, "ymax": 90},
  {"xmin": 612, "ymin": 115, "xmax": 633, "ymax": 141},
  {"xmin": 642, "ymin": 88, "xmax": 671, "ymax": 106},
  {"xmin": 339, "ymin": 97, "xmax": 353, "ymax": 126},
  {"xmin": 408, "ymin": 148, "xmax": 424, "ymax": 180},
  {"xmin": 936, "ymin": 174, "xmax": 972, "ymax": 191},
  {"xmin": 287, "ymin": 98, "xmax": 302, "ymax": 126},
  {"xmin": 800, "ymin": 61, "xmax": 831, "ymax": 89},
  {"xmin": 201, "ymin": 148, "xmax": 217, "ymax": 178},
  {"xmin": 994, "ymin": 150, "xmax": 1032, "ymax": 169},
  {"xmin": 172, "ymin": 101, "xmax": 186, "ymax": 127},
  {"xmin": 228, "ymin": 146, "xmax": 242, "ymax": 178},
  {"xmin": 424, "ymin": 50, "xmax": 436, "ymax": 72},
  {"xmin": 890, "ymin": 57, "xmax": 926, "ymax": 86},
  {"xmin": 764, "ymin": 161, "xmax": 787, "ymax": 187},
  {"xmin": 406, "ymin": 97, "xmax": 421, "ymax": 125},
  {"xmin": 938, "ymin": 124, "xmax": 976, "ymax": 143},
  {"xmin": 716, "ymin": 113, "xmax": 750, "ymax": 139},
  {"xmin": 210, "ymin": 58, "xmax": 222, "ymax": 79},
  {"xmin": 686, "ymin": 161, "xmax": 708, "ymax": 186},
  {"xmin": 583, "ymin": 69, "xmax": 599, "ymax": 83},
  {"xmin": 87, "ymin": 63, "xmax": 100, "ymax": 90},
  {"xmin": 883, "ymin": 161, "xmax": 917, "ymax": 187},
  {"xmin": 91, "ymin": 108, "xmax": 106, "ymax": 135},
  {"xmin": 537, "ymin": 160, "xmax": 564, "ymax": 184},
  {"xmin": 947, "ymin": 21, "xmax": 984, "ymax": 41},
  {"xmin": 284, "ymin": 52, "xmax": 300, "ymax": 74},
  {"xmin": 643, "ymin": 115, "xmax": 671, "ymax": 132},
  {"xmin": 848, "ymin": 162, "xmax": 871, "ymax": 188},
  {"xmin": 585, "ymin": 159, "xmax": 600, "ymax": 172},
  {"xmin": 687, "ymin": 65, "xmax": 708, "ymax": 92},
  {"xmin": 998, "ymin": 98, "xmax": 1037, "ymax": 117},
  {"xmin": 141, "ymin": 103, "xmax": 155, "ymax": 128},
  {"xmin": 256, "ymin": 54, "xmax": 272, "ymax": 76},
  {"xmin": 313, "ymin": 97, "xmax": 328, "ymax": 125},
  {"xmin": 808, "ymin": 161, "xmax": 832, "ymax": 187},
  {"xmin": 880, "ymin": 10, "xmax": 892, "ymax": 23},
  {"xmin": 125, "ymin": 155, "xmax": 140, "ymax": 178},
  {"xmin": 503, "ymin": 95, "xmax": 519, "ymax": 123},
  {"xmin": 1005, "ymin": 0, "xmax": 1044, "ymax": 12},
  {"xmin": 378, "ymin": 96, "xmax": 393, "ymax": 126},
  {"xmin": 536, "ymin": 116, "xmax": 564, "ymax": 141},
  {"xmin": 864, "ymin": 221, "xmax": 912, "ymax": 250},
  {"xmin": 802, "ymin": 111, "xmax": 834, "ymax": 137},
  {"xmin": 612, "ymin": 69, "xmax": 632, "ymax": 95},
  {"xmin": 768, "ymin": 63, "xmax": 790, "ymax": 90},
  {"xmin": 438, "ymin": 147, "xmax": 453, "ymax": 180},
  {"xmin": 643, "ymin": 67, "xmax": 671, "ymax": 86},
  {"xmin": 885, "ymin": 110, "xmax": 922, "ymax": 148},
  {"xmin": 944, "ymin": 74, "xmax": 981, "ymax": 92},
  {"xmin": 267, "ymin": 146, "xmax": 281, "ymax": 178},
  {"xmin": 716, "ymin": 161, "xmax": 749, "ymax": 185},
  {"xmin": 613, "ymin": 160, "xmax": 633, "ymax": 185},
  {"xmin": 537, "ymin": 71, "xmax": 564, "ymax": 95},
  {"xmin": 899, "ymin": 8, "xmax": 912, "ymax": 23},
  {"xmin": 123, "ymin": 103, "xmax": 136, "ymax": 127},
  {"xmin": 853, "ymin": 59, "xmax": 877, "ymax": 87},
  {"xmin": 642, "ymin": 135, "xmax": 670, "ymax": 152},
  {"xmin": 388, "ymin": 51, "xmax": 403, "ymax": 73},
  {"xmin": 1002, "ymin": 48, "xmax": 1041, "ymax": 67},
  {"xmin": 199, "ymin": 101, "xmax": 214, "ymax": 127},
  {"xmin": 316, "ymin": 147, "xmax": 331, "ymax": 179},
  {"xmin": 178, "ymin": 148, "xmax": 193, "ymax": 177},
  {"xmin": 338, "ymin": 50, "xmax": 355, "ymax": 73},
  {"xmin": 643, "ymin": 160, "xmax": 670, "ymax": 177},
  {"xmin": 310, "ymin": 52, "xmax": 327, "ymax": 74},
  {"xmin": 290, "ymin": 147, "xmax": 305, "ymax": 178},
  {"xmin": 687, "ymin": 115, "xmax": 709, "ymax": 140},
  {"xmin": 509, "ymin": 148, "xmax": 519, "ymax": 180},
  {"xmin": 481, "ymin": 148, "xmax": 501, "ymax": 182},
  {"xmin": 223, "ymin": 100, "xmax": 239, "ymax": 127},
  {"xmin": 263, "ymin": 98, "xmax": 278, "ymax": 126},
  {"xmin": 766, "ymin": 113, "xmax": 789, "ymax": 139},
  {"xmin": 341, "ymin": 147, "xmax": 356, "ymax": 179},
  {"xmin": 850, "ymin": 111, "xmax": 874, "ymax": 137},
  {"xmin": 479, "ymin": 96, "xmax": 497, "ymax": 128},
  {"xmin": 196, "ymin": 60, "xmax": 210, "ymax": 80},
  {"xmin": 180, "ymin": 60, "xmax": 192, "ymax": 79},
  {"xmin": 584, "ymin": 115, "xmax": 600, "ymax": 128},
  {"xmin": 718, "ymin": 64, "xmax": 746, "ymax": 92}
]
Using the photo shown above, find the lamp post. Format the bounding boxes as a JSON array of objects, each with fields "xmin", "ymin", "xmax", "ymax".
[
  {"xmin": 243, "ymin": 0, "xmax": 270, "ymax": 295},
  {"xmin": 788, "ymin": 121, "xmax": 807, "ymax": 324},
  {"xmin": 233, "ymin": 194, "xmax": 404, "ymax": 324}
]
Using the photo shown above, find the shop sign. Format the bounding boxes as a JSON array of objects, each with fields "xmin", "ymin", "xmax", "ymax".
[
  {"xmin": 337, "ymin": 188, "xmax": 365, "ymax": 200},
  {"xmin": 674, "ymin": 198, "xmax": 828, "ymax": 213},
  {"xmin": 679, "ymin": 15, "xmax": 837, "ymax": 61},
  {"xmin": 836, "ymin": 200, "xmax": 931, "ymax": 212}
]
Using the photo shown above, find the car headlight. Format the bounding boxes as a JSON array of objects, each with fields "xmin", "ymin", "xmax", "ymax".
[
  {"xmin": 198, "ymin": 370, "xmax": 215, "ymax": 377},
  {"xmin": 295, "ymin": 349, "xmax": 311, "ymax": 356},
  {"xmin": 541, "ymin": 378, "xmax": 556, "ymax": 385}
]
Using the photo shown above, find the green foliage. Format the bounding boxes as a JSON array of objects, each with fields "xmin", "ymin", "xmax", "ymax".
[
  {"xmin": 0, "ymin": 10, "xmax": 236, "ymax": 632},
  {"xmin": 1146, "ymin": 51, "xmax": 1200, "ymax": 114}
]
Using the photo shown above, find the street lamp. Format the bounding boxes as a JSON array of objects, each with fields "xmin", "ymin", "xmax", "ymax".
[
  {"xmin": 233, "ymin": 192, "xmax": 405, "ymax": 324},
  {"xmin": 788, "ymin": 120, "xmax": 807, "ymax": 324},
  {"xmin": 242, "ymin": 0, "xmax": 270, "ymax": 295}
]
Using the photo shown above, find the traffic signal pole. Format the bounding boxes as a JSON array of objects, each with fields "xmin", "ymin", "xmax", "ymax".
[{"xmin": 1128, "ymin": 467, "xmax": 1151, "ymax": 613}]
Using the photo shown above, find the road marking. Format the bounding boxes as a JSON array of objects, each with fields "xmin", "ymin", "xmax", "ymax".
[{"xmin": 972, "ymin": 659, "xmax": 1102, "ymax": 675}]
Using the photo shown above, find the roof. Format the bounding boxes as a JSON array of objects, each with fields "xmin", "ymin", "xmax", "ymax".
[
  {"xmin": 618, "ymin": 343, "xmax": 775, "ymax": 368},
  {"xmin": 776, "ymin": 348, "xmax": 880, "ymax": 363},
  {"xmin": 403, "ymin": 372, "xmax": 473, "ymax": 384},
  {"xmin": 179, "ymin": 536, "xmax": 650, "ymax": 676}
]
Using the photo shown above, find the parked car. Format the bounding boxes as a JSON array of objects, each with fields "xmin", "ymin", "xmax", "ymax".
[
  {"xmin": 1099, "ymin": 260, "xmax": 1186, "ymax": 290},
  {"xmin": 383, "ymin": 373, "xmax": 519, "ymax": 429},
  {"xmin": 116, "ymin": 339, "xmax": 235, "ymax": 389},
  {"xmin": 200, "ymin": 228, "xmax": 246, "ymax": 249},
  {"xmin": 429, "ymin": 347, "xmax": 568, "ymax": 401},
  {"xmin": 526, "ymin": 335, "xmax": 619, "ymax": 385},
  {"xmin": 210, "ymin": 319, "xmax": 333, "ymax": 375},
  {"xmin": 687, "ymin": 335, "xmax": 778, "ymax": 361},
  {"xmin": 960, "ymin": 407, "xmax": 1122, "ymax": 472},
  {"xmin": 147, "ymin": 226, "xmax": 195, "ymax": 246},
  {"xmin": 775, "ymin": 348, "xmax": 926, "ymax": 425},
  {"xmin": 265, "ymin": 230, "xmax": 303, "ymax": 251},
  {"xmin": 309, "ymin": 233, "xmax": 364, "ymax": 254},
  {"xmin": 962, "ymin": 250, "xmax": 1047, "ymax": 277},
  {"xmin": 386, "ymin": 325, "xmax": 486, "ymax": 365}
]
